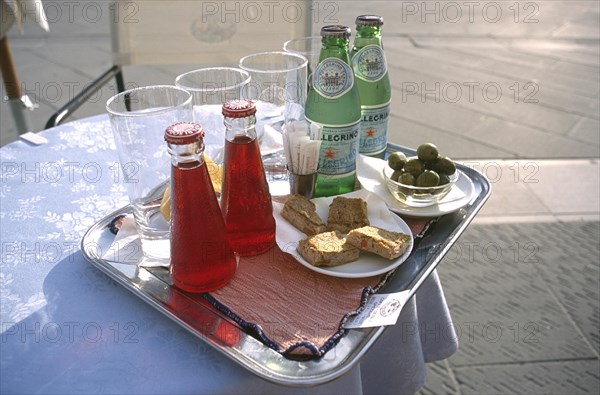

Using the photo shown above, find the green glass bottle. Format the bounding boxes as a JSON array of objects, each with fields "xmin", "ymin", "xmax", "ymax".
[
  {"xmin": 305, "ymin": 25, "xmax": 361, "ymax": 197},
  {"xmin": 351, "ymin": 15, "xmax": 391, "ymax": 159}
]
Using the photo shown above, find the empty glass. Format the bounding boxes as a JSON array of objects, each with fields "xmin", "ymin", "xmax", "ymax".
[
  {"xmin": 175, "ymin": 67, "xmax": 250, "ymax": 159},
  {"xmin": 239, "ymin": 52, "xmax": 308, "ymax": 137},
  {"xmin": 283, "ymin": 36, "xmax": 322, "ymax": 84},
  {"xmin": 106, "ymin": 85, "xmax": 193, "ymax": 265}
]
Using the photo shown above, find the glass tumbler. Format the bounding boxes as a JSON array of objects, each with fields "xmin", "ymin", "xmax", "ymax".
[
  {"xmin": 106, "ymin": 85, "xmax": 193, "ymax": 265},
  {"xmin": 283, "ymin": 36, "xmax": 322, "ymax": 85},
  {"xmin": 175, "ymin": 68, "xmax": 250, "ymax": 159},
  {"xmin": 239, "ymin": 51, "xmax": 308, "ymax": 137}
]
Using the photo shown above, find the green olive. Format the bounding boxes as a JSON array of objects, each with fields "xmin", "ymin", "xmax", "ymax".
[
  {"xmin": 404, "ymin": 158, "xmax": 425, "ymax": 177},
  {"xmin": 416, "ymin": 170, "xmax": 440, "ymax": 187},
  {"xmin": 391, "ymin": 170, "xmax": 403, "ymax": 182},
  {"xmin": 398, "ymin": 172, "xmax": 416, "ymax": 186},
  {"xmin": 417, "ymin": 143, "xmax": 439, "ymax": 162},
  {"xmin": 432, "ymin": 156, "xmax": 457, "ymax": 176},
  {"xmin": 438, "ymin": 174, "xmax": 451, "ymax": 185},
  {"xmin": 387, "ymin": 152, "xmax": 407, "ymax": 171}
]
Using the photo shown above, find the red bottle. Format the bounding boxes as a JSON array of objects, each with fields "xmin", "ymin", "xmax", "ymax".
[
  {"xmin": 165, "ymin": 122, "xmax": 237, "ymax": 292},
  {"xmin": 220, "ymin": 100, "xmax": 276, "ymax": 256}
]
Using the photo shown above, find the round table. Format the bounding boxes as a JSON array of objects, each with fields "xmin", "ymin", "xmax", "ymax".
[{"xmin": 0, "ymin": 115, "xmax": 458, "ymax": 394}]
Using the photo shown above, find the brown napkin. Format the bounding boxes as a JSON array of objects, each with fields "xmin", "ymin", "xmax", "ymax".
[{"xmin": 206, "ymin": 217, "xmax": 429, "ymax": 357}]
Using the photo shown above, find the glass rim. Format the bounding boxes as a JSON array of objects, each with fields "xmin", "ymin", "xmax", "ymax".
[
  {"xmin": 105, "ymin": 85, "xmax": 192, "ymax": 118},
  {"xmin": 239, "ymin": 51, "xmax": 308, "ymax": 74},
  {"xmin": 282, "ymin": 36, "xmax": 323, "ymax": 52},
  {"xmin": 174, "ymin": 67, "xmax": 251, "ymax": 92}
]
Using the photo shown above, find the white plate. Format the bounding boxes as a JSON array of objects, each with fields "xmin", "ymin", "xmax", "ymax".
[
  {"xmin": 357, "ymin": 155, "xmax": 475, "ymax": 218},
  {"xmin": 273, "ymin": 189, "xmax": 414, "ymax": 278}
]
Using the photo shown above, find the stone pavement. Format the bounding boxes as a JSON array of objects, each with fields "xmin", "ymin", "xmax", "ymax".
[{"xmin": 1, "ymin": 1, "xmax": 599, "ymax": 394}]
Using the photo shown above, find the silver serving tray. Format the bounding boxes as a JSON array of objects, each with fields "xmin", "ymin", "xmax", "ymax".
[{"xmin": 81, "ymin": 143, "xmax": 491, "ymax": 387}]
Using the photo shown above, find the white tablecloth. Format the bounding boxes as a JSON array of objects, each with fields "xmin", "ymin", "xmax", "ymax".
[{"xmin": 0, "ymin": 115, "xmax": 458, "ymax": 394}]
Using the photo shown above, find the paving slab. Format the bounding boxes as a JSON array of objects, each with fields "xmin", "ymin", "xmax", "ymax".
[
  {"xmin": 387, "ymin": 50, "xmax": 583, "ymax": 139},
  {"xmin": 530, "ymin": 220, "xmax": 600, "ymax": 354},
  {"xmin": 504, "ymin": 103, "xmax": 587, "ymax": 143},
  {"xmin": 511, "ymin": 43, "xmax": 599, "ymax": 68},
  {"xmin": 387, "ymin": 73, "xmax": 527, "ymax": 158},
  {"xmin": 401, "ymin": 45, "xmax": 597, "ymax": 99},
  {"xmin": 513, "ymin": 45, "xmax": 599, "ymax": 69},
  {"xmin": 524, "ymin": 159, "xmax": 600, "ymax": 214},
  {"xmin": 388, "ymin": 117, "xmax": 511, "ymax": 159},
  {"xmin": 392, "ymin": 44, "xmax": 594, "ymax": 98},
  {"xmin": 28, "ymin": 38, "xmax": 111, "ymax": 74},
  {"xmin": 552, "ymin": 59, "xmax": 600, "ymax": 82},
  {"xmin": 11, "ymin": 1, "xmax": 110, "ymax": 37},
  {"xmin": 438, "ymin": 222, "xmax": 598, "ymax": 367},
  {"xmin": 2, "ymin": 21, "xmax": 112, "ymax": 133},
  {"xmin": 460, "ymin": 159, "xmax": 553, "ymax": 218},
  {"xmin": 389, "ymin": 44, "xmax": 599, "ymax": 121},
  {"xmin": 332, "ymin": 1, "xmax": 534, "ymax": 37},
  {"xmin": 464, "ymin": 159, "xmax": 600, "ymax": 221},
  {"xmin": 466, "ymin": 119, "xmax": 600, "ymax": 158},
  {"xmin": 454, "ymin": 359, "xmax": 600, "ymax": 395},
  {"xmin": 416, "ymin": 360, "xmax": 459, "ymax": 395},
  {"xmin": 388, "ymin": 97, "xmax": 498, "ymax": 149},
  {"xmin": 568, "ymin": 116, "xmax": 600, "ymax": 148}
]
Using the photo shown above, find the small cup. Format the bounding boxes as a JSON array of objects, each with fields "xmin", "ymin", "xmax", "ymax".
[{"xmin": 287, "ymin": 165, "xmax": 316, "ymax": 199}]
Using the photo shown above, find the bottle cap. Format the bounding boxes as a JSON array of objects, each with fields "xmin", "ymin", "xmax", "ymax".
[
  {"xmin": 356, "ymin": 15, "xmax": 384, "ymax": 27},
  {"xmin": 321, "ymin": 25, "xmax": 351, "ymax": 39},
  {"xmin": 222, "ymin": 99, "xmax": 257, "ymax": 118},
  {"xmin": 164, "ymin": 122, "xmax": 205, "ymax": 145}
]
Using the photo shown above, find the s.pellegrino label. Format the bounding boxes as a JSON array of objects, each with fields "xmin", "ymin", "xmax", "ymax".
[
  {"xmin": 312, "ymin": 58, "xmax": 354, "ymax": 99},
  {"xmin": 352, "ymin": 44, "xmax": 387, "ymax": 82},
  {"xmin": 312, "ymin": 121, "xmax": 361, "ymax": 176},
  {"xmin": 359, "ymin": 102, "xmax": 390, "ymax": 155}
]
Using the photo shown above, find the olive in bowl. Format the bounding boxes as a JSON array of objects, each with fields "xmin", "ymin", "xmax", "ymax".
[{"xmin": 383, "ymin": 144, "xmax": 459, "ymax": 207}]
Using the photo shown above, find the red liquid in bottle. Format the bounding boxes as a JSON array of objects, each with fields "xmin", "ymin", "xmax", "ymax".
[
  {"xmin": 221, "ymin": 135, "xmax": 276, "ymax": 256},
  {"xmin": 170, "ymin": 160, "xmax": 237, "ymax": 292}
]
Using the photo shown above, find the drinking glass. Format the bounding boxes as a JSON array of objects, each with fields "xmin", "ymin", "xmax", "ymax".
[
  {"xmin": 175, "ymin": 67, "xmax": 250, "ymax": 159},
  {"xmin": 106, "ymin": 85, "xmax": 193, "ymax": 265},
  {"xmin": 283, "ymin": 36, "xmax": 322, "ymax": 84},
  {"xmin": 239, "ymin": 52, "xmax": 308, "ymax": 137}
]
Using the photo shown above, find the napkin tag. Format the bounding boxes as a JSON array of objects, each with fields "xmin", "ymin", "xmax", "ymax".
[
  {"xmin": 344, "ymin": 291, "xmax": 411, "ymax": 329},
  {"xmin": 20, "ymin": 132, "xmax": 48, "ymax": 145}
]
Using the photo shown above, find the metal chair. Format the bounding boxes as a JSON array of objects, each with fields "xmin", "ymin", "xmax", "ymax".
[
  {"xmin": 1, "ymin": 0, "xmax": 48, "ymax": 134},
  {"xmin": 46, "ymin": 0, "xmax": 313, "ymax": 128}
]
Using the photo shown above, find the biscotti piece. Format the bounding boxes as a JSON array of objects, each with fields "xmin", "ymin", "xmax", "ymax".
[
  {"xmin": 297, "ymin": 231, "xmax": 360, "ymax": 267},
  {"xmin": 327, "ymin": 196, "xmax": 370, "ymax": 234},
  {"xmin": 346, "ymin": 226, "xmax": 411, "ymax": 260},
  {"xmin": 281, "ymin": 194, "xmax": 327, "ymax": 235}
]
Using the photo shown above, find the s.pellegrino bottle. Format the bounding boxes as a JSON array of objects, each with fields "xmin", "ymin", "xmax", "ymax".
[
  {"xmin": 351, "ymin": 15, "xmax": 391, "ymax": 159},
  {"xmin": 305, "ymin": 25, "xmax": 361, "ymax": 197}
]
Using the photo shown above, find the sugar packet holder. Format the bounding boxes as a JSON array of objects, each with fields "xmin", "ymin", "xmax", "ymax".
[
  {"xmin": 283, "ymin": 121, "xmax": 322, "ymax": 198},
  {"xmin": 282, "ymin": 121, "xmax": 322, "ymax": 175}
]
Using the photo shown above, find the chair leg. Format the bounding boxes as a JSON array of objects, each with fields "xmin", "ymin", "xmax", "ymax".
[
  {"xmin": 1, "ymin": 36, "xmax": 34, "ymax": 134},
  {"xmin": 115, "ymin": 69, "xmax": 126, "ymax": 94},
  {"xmin": 114, "ymin": 69, "xmax": 132, "ymax": 111},
  {"xmin": 45, "ymin": 65, "xmax": 122, "ymax": 129}
]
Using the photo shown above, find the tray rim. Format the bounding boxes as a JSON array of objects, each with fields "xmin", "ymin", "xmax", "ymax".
[{"xmin": 80, "ymin": 143, "xmax": 491, "ymax": 387}]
